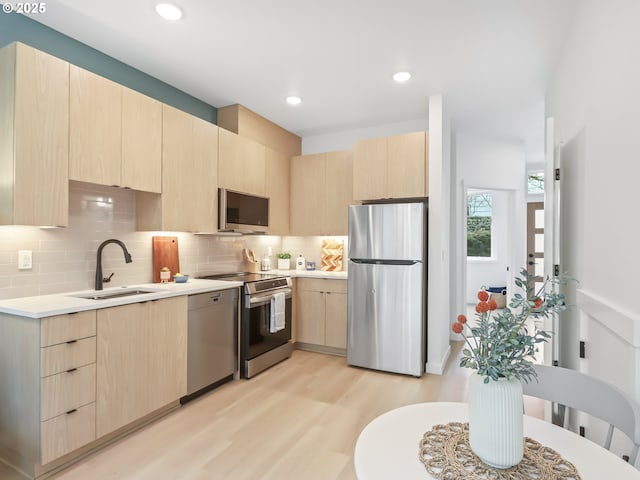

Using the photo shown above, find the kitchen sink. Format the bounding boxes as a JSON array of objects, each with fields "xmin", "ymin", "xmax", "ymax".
[{"xmin": 68, "ymin": 288, "xmax": 161, "ymax": 301}]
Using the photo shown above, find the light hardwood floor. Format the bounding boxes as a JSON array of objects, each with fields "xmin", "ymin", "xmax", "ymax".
[{"xmin": 26, "ymin": 342, "xmax": 538, "ymax": 480}]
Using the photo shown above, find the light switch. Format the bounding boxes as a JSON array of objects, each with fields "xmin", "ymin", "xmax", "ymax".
[{"xmin": 18, "ymin": 250, "xmax": 32, "ymax": 270}]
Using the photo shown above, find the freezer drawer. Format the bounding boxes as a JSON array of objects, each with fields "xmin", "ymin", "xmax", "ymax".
[{"xmin": 347, "ymin": 261, "xmax": 425, "ymax": 376}]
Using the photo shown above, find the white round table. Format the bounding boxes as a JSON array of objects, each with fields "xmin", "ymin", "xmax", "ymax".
[{"xmin": 354, "ymin": 402, "xmax": 640, "ymax": 479}]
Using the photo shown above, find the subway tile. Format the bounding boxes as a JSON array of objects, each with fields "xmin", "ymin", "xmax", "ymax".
[
  {"xmin": 0, "ymin": 184, "xmax": 294, "ymax": 299},
  {"xmin": 0, "ymin": 286, "xmax": 40, "ymax": 300}
]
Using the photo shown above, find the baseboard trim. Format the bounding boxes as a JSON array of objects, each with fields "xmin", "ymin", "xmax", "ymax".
[
  {"xmin": 426, "ymin": 344, "xmax": 452, "ymax": 375},
  {"xmin": 295, "ymin": 342, "xmax": 346, "ymax": 357}
]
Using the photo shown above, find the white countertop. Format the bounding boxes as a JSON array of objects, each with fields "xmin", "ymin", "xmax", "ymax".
[
  {"xmin": 0, "ymin": 279, "xmax": 243, "ymax": 319},
  {"xmin": 0, "ymin": 270, "xmax": 347, "ymax": 319},
  {"xmin": 266, "ymin": 269, "xmax": 348, "ymax": 279}
]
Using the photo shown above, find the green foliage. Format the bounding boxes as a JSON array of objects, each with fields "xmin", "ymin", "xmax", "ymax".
[
  {"xmin": 277, "ymin": 252, "xmax": 291, "ymax": 259},
  {"xmin": 527, "ymin": 173, "xmax": 545, "ymax": 194},
  {"xmin": 467, "ymin": 217, "xmax": 491, "ymax": 257},
  {"xmin": 454, "ymin": 269, "xmax": 575, "ymax": 383}
]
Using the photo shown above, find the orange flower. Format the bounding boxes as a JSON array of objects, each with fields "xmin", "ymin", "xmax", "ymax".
[
  {"xmin": 452, "ymin": 322, "xmax": 464, "ymax": 334},
  {"xmin": 533, "ymin": 297, "xmax": 543, "ymax": 308},
  {"xmin": 457, "ymin": 314, "xmax": 468, "ymax": 324},
  {"xmin": 477, "ymin": 290, "xmax": 489, "ymax": 302},
  {"xmin": 487, "ymin": 299, "xmax": 498, "ymax": 311},
  {"xmin": 475, "ymin": 301, "xmax": 490, "ymax": 313}
]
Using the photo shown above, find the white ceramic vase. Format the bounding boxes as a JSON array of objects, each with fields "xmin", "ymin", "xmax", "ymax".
[
  {"xmin": 277, "ymin": 258, "xmax": 290, "ymax": 270},
  {"xmin": 468, "ymin": 372, "xmax": 524, "ymax": 469}
]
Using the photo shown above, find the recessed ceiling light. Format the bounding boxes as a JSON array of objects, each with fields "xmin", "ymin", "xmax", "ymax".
[
  {"xmin": 393, "ymin": 71, "xmax": 412, "ymax": 83},
  {"xmin": 155, "ymin": 3, "xmax": 183, "ymax": 21},
  {"xmin": 286, "ymin": 96, "xmax": 302, "ymax": 105}
]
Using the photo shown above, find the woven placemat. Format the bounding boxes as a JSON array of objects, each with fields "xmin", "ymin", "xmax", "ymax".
[{"xmin": 419, "ymin": 422, "xmax": 581, "ymax": 479}]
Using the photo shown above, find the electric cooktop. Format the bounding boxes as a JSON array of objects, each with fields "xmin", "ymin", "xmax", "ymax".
[{"xmin": 198, "ymin": 272, "xmax": 284, "ymax": 283}]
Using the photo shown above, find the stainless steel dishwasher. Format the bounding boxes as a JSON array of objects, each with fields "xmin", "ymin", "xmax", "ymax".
[{"xmin": 183, "ymin": 288, "xmax": 238, "ymax": 401}]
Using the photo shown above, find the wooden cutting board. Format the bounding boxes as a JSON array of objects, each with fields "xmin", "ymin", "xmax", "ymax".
[
  {"xmin": 321, "ymin": 239, "xmax": 344, "ymax": 271},
  {"xmin": 152, "ymin": 236, "xmax": 180, "ymax": 283}
]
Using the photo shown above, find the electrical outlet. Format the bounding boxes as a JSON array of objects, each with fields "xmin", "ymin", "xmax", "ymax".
[{"xmin": 18, "ymin": 250, "xmax": 32, "ymax": 270}]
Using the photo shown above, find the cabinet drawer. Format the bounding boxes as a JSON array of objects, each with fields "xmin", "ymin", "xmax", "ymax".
[
  {"xmin": 41, "ymin": 402, "xmax": 96, "ymax": 465},
  {"xmin": 41, "ymin": 310, "xmax": 96, "ymax": 347},
  {"xmin": 297, "ymin": 278, "xmax": 347, "ymax": 294},
  {"xmin": 41, "ymin": 337, "xmax": 96, "ymax": 377},
  {"xmin": 41, "ymin": 363, "xmax": 96, "ymax": 421}
]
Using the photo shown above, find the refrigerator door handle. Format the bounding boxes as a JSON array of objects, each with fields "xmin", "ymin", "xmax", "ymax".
[{"xmin": 350, "ymin": 259, "xmax": 420, "ymax": 266}]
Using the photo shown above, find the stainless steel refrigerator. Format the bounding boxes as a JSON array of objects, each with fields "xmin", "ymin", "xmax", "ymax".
[{"xmin": 347, "ymin": 202, "xmax": 427, "ymax": 376}]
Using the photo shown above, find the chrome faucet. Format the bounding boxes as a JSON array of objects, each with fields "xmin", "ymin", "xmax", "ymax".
[{"xmin": 95, "ymin": 239, "xmax": 132, "ymax": 290}]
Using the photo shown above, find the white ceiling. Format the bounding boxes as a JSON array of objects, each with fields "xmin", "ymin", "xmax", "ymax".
[{"xmin": 24, "ymin": 0, "xmax": 578, "ymax": 158}]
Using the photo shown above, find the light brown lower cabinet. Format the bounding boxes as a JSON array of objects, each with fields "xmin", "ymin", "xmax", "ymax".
[
  {"xmin": 39, "ymin": 311, "xmax": 97, "ymax": 465},
  {"xmin": 41, "ymin": 403, "xmax": 96, "ymax": 465},
  {"xmin": 40, "ymin": 364, "xmax": 96, "ymax": 422},
  {"xmin": 0, "ymin": 296, "xmax": 189, "ymax": 479},
  {"xmin": 296, "ymin": 278, "xmax": 348, "ymax": 352},
  {"xmin": 96, "ymin": 296, "xmax": 188, "ymax": 437}
]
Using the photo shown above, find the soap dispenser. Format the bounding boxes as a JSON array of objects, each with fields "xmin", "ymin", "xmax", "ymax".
[{"xmin": 296, "ymin": 254, "xmax": 306, "ymax": 271}]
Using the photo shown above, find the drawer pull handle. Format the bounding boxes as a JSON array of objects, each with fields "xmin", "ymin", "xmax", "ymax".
[
  {"xmin": 66, "ymin": 368, "xmax": 78, "ymax": 373},
  {"xmin": 66, "ymin": 339, "xmax": 78, "ymax": 344},
  {"xmin": 66, "ymin": 409, "xmax": 77, "ymax": 415}
]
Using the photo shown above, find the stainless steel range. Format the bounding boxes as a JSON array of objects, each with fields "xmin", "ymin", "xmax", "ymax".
[{"xmin": 199, "ymin": 272, "xmax": 293, "ymax": 378}]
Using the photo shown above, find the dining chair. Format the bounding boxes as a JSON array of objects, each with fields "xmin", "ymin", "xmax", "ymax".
[{"xmin": 522, "ymin": 364, "xmax": 640, "ymax": 465}]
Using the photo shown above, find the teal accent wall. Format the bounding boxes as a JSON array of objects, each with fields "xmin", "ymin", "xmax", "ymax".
[{"xmin": 0, "ymin": 12, "xmax": 217, "ymax": 123}]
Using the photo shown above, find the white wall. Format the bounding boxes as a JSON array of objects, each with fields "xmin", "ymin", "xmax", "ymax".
[
  {"xmin": 457, "ymin": 133, "xmax": 527, "ymax": 191},
  {"xmin": 546, "ymin": 0, "xmax": 640, "ymax": 461},
  {"xmin": 426, "ymin": 94, "xmax": 452, "ymax": 374},
  {"xmin": 454, "ymin": 133, "xmax": 527, "ymax": 313}
]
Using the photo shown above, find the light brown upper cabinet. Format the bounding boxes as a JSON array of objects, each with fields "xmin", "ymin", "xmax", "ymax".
[
  {"xmin": 69, "ymin": 66, "xmax": 162, "ymax": 192},
  {"xmin": 136, "ymin": 105, "xmax": 218, "ymax": 233},
  {"xmin": 265, "ymin": 147, "xmax": 290, "ymax": 235},
  {"xmin": 217, "ymin": 104, "xmax": 302, "ymax": 157},
  {"xmin": 353, "ymin": 131, "xmax": 429, "ymax": 200},
  {"xmin": 218, "ymin": 128, "xmax": 266, "ymax": 196},
  {"xmin": 121, "ymin": 86, "xmax": 162, "ymax": 192},
  {"xmin": 0, "ymin": 42, "xmax": 69, "ymax": 227},
  {"xmin": 69, "ymin": 65, "xmax": 121, "ymax": 186},
  {"xmin": 290, "ymin": 150, "xmax": 353, "ymax": 236}
]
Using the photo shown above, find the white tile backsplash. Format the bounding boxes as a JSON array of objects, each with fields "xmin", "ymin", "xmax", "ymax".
[
  {"xmin": 0, "ymin": 182, "xmax": 281, "ymax": 300},
  {"xmin": 281, "ymin": 236, "xmax": 348, "ymax": 271}
]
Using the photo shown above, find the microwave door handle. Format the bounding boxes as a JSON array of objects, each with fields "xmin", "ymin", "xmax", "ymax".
[{"xmin": 218, "ymin": 188, "xmax": 227, "ymax": 230}]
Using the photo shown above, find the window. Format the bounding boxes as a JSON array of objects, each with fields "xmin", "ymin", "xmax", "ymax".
[
  {"xmin": 527, "ymin": 172, "xmax": 544, "ymax": 194},
  {"xmin": 467, "ymin": 192, "xmax": 492, "ymax": 258}
]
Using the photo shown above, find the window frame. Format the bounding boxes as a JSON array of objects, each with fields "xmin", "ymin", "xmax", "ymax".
[{"xmin": 466, "ymin": 191, "xmax": 496, "ymax": 261}]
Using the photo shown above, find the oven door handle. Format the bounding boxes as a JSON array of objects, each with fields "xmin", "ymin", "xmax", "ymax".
[{"xmin": 248, "ymin": 288, "xmax": 293, "ymax": 307}]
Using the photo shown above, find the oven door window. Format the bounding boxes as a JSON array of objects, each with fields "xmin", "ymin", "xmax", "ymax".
[{"xmin": 246, "ymin": 297, "xmax": 292, "ymax": 360}]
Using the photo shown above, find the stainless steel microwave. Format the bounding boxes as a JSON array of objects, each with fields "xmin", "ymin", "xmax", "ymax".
[{"xmin": 218, "ymin": 188, "xmax": 269, "ymax": 234}]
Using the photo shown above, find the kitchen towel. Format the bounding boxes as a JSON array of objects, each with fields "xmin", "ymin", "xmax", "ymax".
[{"xmin": 270, "ymin": 292, "xmax": 286, "ymax": 333}]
